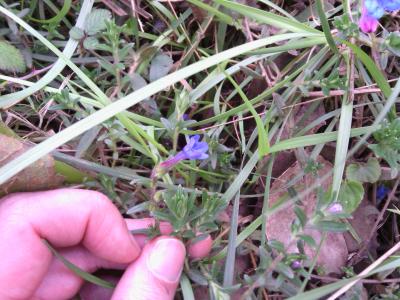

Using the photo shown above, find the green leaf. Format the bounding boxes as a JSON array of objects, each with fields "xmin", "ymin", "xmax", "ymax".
[
  {"xmin": 30, "ymin": 0, "xmax": 72, "ymax": 24},
  {"xmin": 386, "ymin": 32, "xmax": 400, "ymax": 56},
  {"xmin": 149, "ymin": 53, "xmax": 174, "ymax": 82},
  {"xmin": 338, "ymin": 180, "xmax": 364, "ymax": 214},
  {"xmin": 297, "ymin": 234, "xmax": 317, "ymax": 248},
  {"xmin": 214, "ymin": 0, "xmax": 321, "ymax": 34},
  {"xmin": 187, "ymin": 0, "xmax": 233, "ymax": 25},
  {"xmin": 69, "ymin": 26, "xmax": 85, "ymax": 40},
  {"xmin": 315, "ymin": 0, "xmax": 339, "ymax": 55},
  {"xmin": 370, "ymin": 143, "xmax": 400, "ymax": 171},
  {"xmin": 85, "ymin": 9, "xmax": 112, "ymax": 35},
  {"xmin": 83, "ymin": 36, "xmax": 99, "ymax": 50},
  {"xmin": 130, "ymin": 73, "xmax": 148, "ymax": 90},
  {"xmin": 312, "ymin": 220, "xmax": 348, "ymax": 232},
  {"xmin": 343, "ymin": 41, "xmax": 391, "ymax": 99},
  {"xmin": 346, "ymin": 157, "xmax": 381, "ymax": 183},
  {"xmin": 0, "ymin": 41, "xmax": 26, "ymax": 73},
  {"xmin": 225, "ymin": 72, "xmax": 270, "ymax": 156}
]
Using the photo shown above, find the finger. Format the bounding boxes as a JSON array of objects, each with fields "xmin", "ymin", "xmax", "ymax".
[
  {"xmin": 0, "ymin": 189, "xmax": 139, "ymax": 299},
  {"xmin": 125, "ymin": 218, "xmax": 173, "ymax": 247},
  {"xmin": 126, "ymin": 218, "xmax": 212, "ymax": 259},
  {"xmin": 80, "ymin": 275, "xmax": 119, "ymax": 300},
  {"xmin": 111, "ymin": 237, "xmax": 186, "ymax": 300},
  {"xmin": 34, "ymin": 219, "xmax": 172, "ymax": 300},
  {"xmin": 188, "ymin": 234, "xmax": 213, "ymax": 259},
  {"xmin": 34, "ymin": 246, "xmax": 121, "ymax": 300}
]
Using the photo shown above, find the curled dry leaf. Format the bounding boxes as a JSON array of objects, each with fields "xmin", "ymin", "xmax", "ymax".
[
  {"xmin": 266, "ymin": 156, "xmax": 348, "ymax": 274},
  {"xmin": 0, "ymin": 134, "xmax": 64, "ymax": 196}
]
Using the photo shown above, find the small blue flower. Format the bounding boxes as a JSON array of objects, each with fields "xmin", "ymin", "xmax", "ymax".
[
  {"xmin": 379, "ymin": 0, "xmax": 400, "ymax": 11},
  {"xmin": 377, "ymin": 185, "xmax": 390, "ymax": 201},
  {"xmin": 360, "ymin": 0, "xmax": 400, "ymax": 32},
  {"xmin": 181, "ymin": 135, "xmax": 209, "ymax": 160},
  {"xmin": 365, "ymin": 0, "xmax": 385, "ymax": 19},
  {"xmin": 152, "ymin": 135, "xmax": 209, "ymax": 178}
]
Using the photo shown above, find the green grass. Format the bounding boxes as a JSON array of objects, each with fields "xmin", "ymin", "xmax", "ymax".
[{"xmin": 1, "ymin": 0, "xmax": 400, "ymax": 299}]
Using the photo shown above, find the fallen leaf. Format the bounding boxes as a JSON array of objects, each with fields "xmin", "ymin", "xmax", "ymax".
[
  {"xmin": 266, "ymin": 156, "xmax": 348, "ymax": 274},
  {"xmin": 0, "ymin": 134, "xmax": 64, "ymax": 196},
  {"xmin": 343, "ymin": 200, "xmax": 379, "ymax": 254}
]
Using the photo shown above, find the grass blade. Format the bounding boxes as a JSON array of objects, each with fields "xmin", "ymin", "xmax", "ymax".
[{"xmin": 0, "ymin": 32, "xmax": 317, "ymax": 185}]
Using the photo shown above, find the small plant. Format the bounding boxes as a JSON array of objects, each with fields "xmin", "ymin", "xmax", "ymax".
[
  {"xmin": 369, "ymin": 118, "xmax": 400, "ymax": 174},
  {"xmin": 153, "ymin": 186, "xmax": 227, "ymax": 240}
]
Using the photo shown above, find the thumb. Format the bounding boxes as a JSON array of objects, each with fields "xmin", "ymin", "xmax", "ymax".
[{"xmin": 111, "ymin": 236, "xmax": 186, "ymax": 300}]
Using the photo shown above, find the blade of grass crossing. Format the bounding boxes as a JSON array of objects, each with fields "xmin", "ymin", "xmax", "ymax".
[
  {"xmin": 0, "ymin": 32, "xmax": 317, "ymax": 184},
  {"xmin": 180, "ymin": 274, "xmax": 195, "ymax": 300},
  {"xmin": 331, "ymin": 50, "xmax": 353, "ymax": 200},
  {"xmin": 0, "ymin": 1, "xmax": 92, "ymax": 108},
  {"xmin": 223, "ymin": 192, "xmax": 240, "ymax": 287},
  {"xmin": 44, "ymin": 240, "xmax": 115, "ymax": 289},
  {"xmin": 315, "ymin": 0, "xmax": 339, "ymax": 55},
  {"xmin": 225, "ymin": 72, "xmax": 270, "ymax": 156},
  {"xmin": 187, "ymin": 0, "xmax": 233, "ymax": 25},
  {"xmin": 214, "ymin": 0, "xmax": 322, "ymax": 34}
]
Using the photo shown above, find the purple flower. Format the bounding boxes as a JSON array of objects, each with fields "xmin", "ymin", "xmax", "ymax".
[
  {"xmin": 360, "ymin": 6, "xmax": 379, "ymax": 33},
  {"xmin": 360, "ymin": 0, "xmax": 400, "ymax": 33},
  {"xmin": 152, "ymin": 135, "xmax": 209, "ymax": 177},
  {"xmin": 181, "ymin": 135, "xmax": 209, "ymax": 160},
  {"xmin": 327, "ymin": 203, "xmax": 343, "ymax": 214}
]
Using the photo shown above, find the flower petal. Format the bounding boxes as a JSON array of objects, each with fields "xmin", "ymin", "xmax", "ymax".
[{"xmin": 359, "ymin": 8, "xmax": 379, "ymax": 33}]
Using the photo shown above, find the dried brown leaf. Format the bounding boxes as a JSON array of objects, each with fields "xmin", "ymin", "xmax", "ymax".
[{"xmin": 0, "ymin": 134, "xmax": 64, "ymax": 195}]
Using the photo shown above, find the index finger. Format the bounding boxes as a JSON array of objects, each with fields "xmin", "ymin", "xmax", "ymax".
[{"xmin": 0, "ymin": 189, "xmax": 140, "ymax": 299}]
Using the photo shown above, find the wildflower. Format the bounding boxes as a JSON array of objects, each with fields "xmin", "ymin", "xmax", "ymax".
[
  {"xmin": 360, "ymin": 0, "xmax": 400, "ymax": 33},
  {"xmin": 359, "ymin": 6, "xmax": 380, "ymax": 33},
  {"xmin": 152, "ymin": 135, "xmax": 209, "ymax": 178},
  {"xmin": 377, "ymin": 185, "xmax": 390, "ymax": 201},
  {"xmin": 326, "ymin": 202, "xmax": 343, "ymax": 214}
]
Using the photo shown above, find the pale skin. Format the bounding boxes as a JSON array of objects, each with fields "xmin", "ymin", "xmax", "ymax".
[{"xmin": 0, "ymin": 189, "xmax": 213, "ymax": 300}]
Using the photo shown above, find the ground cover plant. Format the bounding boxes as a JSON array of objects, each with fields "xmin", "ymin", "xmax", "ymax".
[{"xmin": 1, "ymin": 0, "xmax": 400, "ymax": 299}]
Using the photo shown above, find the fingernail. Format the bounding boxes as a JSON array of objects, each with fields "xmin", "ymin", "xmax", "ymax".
[{"xmin": 147, "ymin": 238, "xmax": 186, "ymax": 283}]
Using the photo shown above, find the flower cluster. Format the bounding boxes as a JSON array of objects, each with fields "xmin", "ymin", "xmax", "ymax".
[
  {"xmin": 360, "ymin": 0, "xmax": 400, "ymax": 33},
  {"xmin": 152, "ymin": 135, "xmax": 209, "ymax": 178}
]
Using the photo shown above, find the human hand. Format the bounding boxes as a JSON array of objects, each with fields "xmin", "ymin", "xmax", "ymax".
[{"xmin": 0, "ymin": 189, "xmax": 212, "ymax": 300}]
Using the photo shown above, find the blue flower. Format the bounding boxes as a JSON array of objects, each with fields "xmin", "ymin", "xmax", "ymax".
[
  {"xmin": 152, "ymin": 135, "xmax": 209, "ymax": 178},
  {"xmin": 360, "ymin": 0, "xmax": 400, "ymax": 32},
  {"xmin": 377, "ymin": 185, "xmax": 390, "ymax": 201},
  {"xmin": 365, "ymin": 0, "xmax": 385, "ymax": 19},
  {"xmin": 181, "ymin": 135, "xmax": 209, "ymax": 160},
  {"xmin": 379, "ymin": 0, "xmax": 400, "ymax": 11}
]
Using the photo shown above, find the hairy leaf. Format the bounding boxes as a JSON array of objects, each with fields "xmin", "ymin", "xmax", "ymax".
[
  {"xmin": 338, "ymin": 180, "xmax": 364, "ymax": 214},
  {"xmin": 346, "ymin": 158, "xmax": 381, "ymax": 183},
  {"xmin": 0, "ymin": 41, "xmax": 26, "ymax": 73},
  {"xmin": 85, "ymin": 9, "xmax": 112, "ymax": 35}
]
